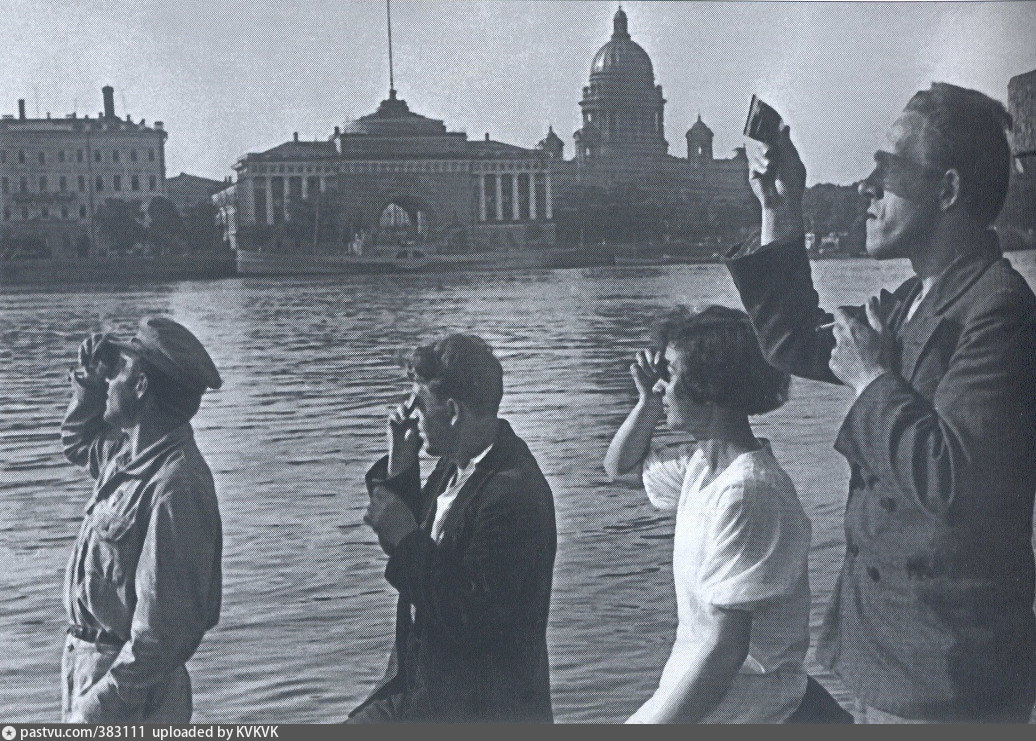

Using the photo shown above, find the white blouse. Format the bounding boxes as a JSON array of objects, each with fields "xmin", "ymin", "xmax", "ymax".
[{"xmin": 639, "ymin": 439, "xmax": 812, "ymax": 723}]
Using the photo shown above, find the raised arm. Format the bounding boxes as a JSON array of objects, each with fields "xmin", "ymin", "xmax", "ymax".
[
  {"xmin": 61, "ymin": 333, "xmax": 122, "ymax": 478},
  {"xmin": 725, "ymin": 128, "xmax": 844, "ymax": 384},
  {"xmin": 604, "ymin": 349, "xmax": 666, "ymax": 478}
]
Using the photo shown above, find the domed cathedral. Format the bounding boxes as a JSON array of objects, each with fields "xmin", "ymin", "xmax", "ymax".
[
  {"xmin": 575, "ymin": 6, "xmax": 668, "ymax": 168},
  {"xmin": 547, "ymin": 6, "xmax": 756, "ymax": 246}
]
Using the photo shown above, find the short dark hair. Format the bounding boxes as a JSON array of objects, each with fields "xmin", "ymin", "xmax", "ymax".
[
  {"xmin": 407, "ymin": 333, "xmax": 504, "ymax": 415},
  {"xmin": 904, "ymin": 82, "xmax": 1013, "ymax": 226},
  {"xmin": 650, "ymin": 305, "xmax": 789, "ymax": 415}
]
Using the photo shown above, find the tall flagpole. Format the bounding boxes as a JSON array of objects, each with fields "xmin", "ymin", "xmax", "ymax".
[{"xmin": 386, "ymin": 0, "xmax": 395, "ymax": 97}]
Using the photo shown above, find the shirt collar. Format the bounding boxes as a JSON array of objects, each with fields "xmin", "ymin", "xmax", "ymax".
[
  {"xmin": 455, "ymin": 442, "xmax": 494, "ymax": 477},
  {"xmin": 116, "ymin": 423, "xmax": 193, "ymax": 478}
]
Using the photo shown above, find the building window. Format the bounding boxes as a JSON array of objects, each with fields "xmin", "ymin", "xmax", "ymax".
[
  {"xmin": 59, "ymin": 176, "xmax": 67, "ymax": 191},
  {"xmin": 78, "ymin": 175, "xmax": 86, "ymax": 192},
  {"xmin": 61, "ymin": 206, "xmax": 69, "ymax": 219},
  {"xmin": 131, "ymin": 175, "xmax": 140, "ymax": 191},
  {"xmin": 96, "ymin": 176, "xmax": 104, "ymax": 191},
  {"xmin": 77, "ymin": 149, "xmax": 84, "ymax": 163},
  {"xmin": 148, "ymin": 175, "xmax": 156, "ymax": 191},
  {"xmin": 94, "ymin": 150, "xmax": 101, "ymax": 162},
  {"xmin": 148, "ymin": 149, "xmax": 155, "ymax": 162},
  {"xmin": 112, "ymin": 149, "xmax": 120, "ymax": 163},
  {"xmin": 130, "ymin": 149, "xmax": 137, "ymax": 162},
  {"xmin": 38, "ymin": 151, "xmax": 45, "ymax": 165},
  {"xmin": 1, "ymin": 177, "xmax": 7, "ymax": 194},
  {"xmin": 21, "ymin": 207, "xmax": 29, "ymax": 219},
  {"xmin": 19, "ymin": 177, "xmax": 28, "ymax": 192},
  {"xmin": 41, "ymin": 206, "xmax": 49, "ymax": 218},
  {"xmin": 2, "ymin": 208, "xmax": 9, "ymax": 221},
  {"xmin": 306, "ymin": 175, "xmax": 320, "ymax": 195},
  {"xmin": 80, "ymin": 205, "xmax": 87, "ymax": 219},
  {"xmin": 113, "ymin": 175, "xmax": 121, "ymax": 191},
  {"xmin": 58, "ymin": 150, "xmax": 66, "ymax": 163},
  {"xmin": 39, "ymin": 176, "xmax": 47, "ymax": 192},
  {"xmin": 18, "ymin": 150, "xmax": 25, "ymax": 164},
  {"xmin": 288, "ymin": 176, "xmax": 302, "ymax": 203},
  {"xmin": 1, "ymin": 150, "xmax": 6, "ymax": 163}
]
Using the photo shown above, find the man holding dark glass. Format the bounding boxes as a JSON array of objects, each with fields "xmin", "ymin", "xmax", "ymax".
[
  {"xmin": 351, "ymin": 333, "xmax": 557, "ymax": 722},
  {"xmin": 726, "ymin": 83, "xmax": 1036, "ymax": 722},
  {"xmin": 61, "ymin": 317, "xmax": 223, "ymax": 722}
]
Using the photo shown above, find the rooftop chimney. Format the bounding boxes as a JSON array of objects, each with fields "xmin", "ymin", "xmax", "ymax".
[
  {"xmin": 102, "ymin": 86, "xmax": 115, "ymax": 118},
  {"xmin": 18, "ymin": 99, "xmax": 25, "ymax": 119},
  {"xmin": 293, "ymin": 131, "xmax": 299, "ymax": 142}
]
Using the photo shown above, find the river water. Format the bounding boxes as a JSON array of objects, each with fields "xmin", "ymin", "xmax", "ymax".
[{"xmin": 2, "ymin": 251, "xmax": 1035, "ymax": 723}]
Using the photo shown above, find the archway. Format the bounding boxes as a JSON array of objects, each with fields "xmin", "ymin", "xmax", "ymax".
[{"xmin": 375, "ymin": 198, "xmax": 433, "ymax": 248}]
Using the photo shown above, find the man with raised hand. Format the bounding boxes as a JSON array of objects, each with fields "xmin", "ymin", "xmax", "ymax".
[
  {"xmin": 351, "ymin": 333, "xmax": 556, "ymax": 722},
  {"xmin": 61, "ymin": 317, "xmax": 223, "ymax": 722},
  {"xmin": 725, "ymin": 83, "xmax": 1036, "ymax": 722}
]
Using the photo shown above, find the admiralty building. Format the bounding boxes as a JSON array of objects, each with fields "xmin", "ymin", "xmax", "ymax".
[{"xmin": 223, "ymin": 7, "xmax": 753, "ymax": 255}]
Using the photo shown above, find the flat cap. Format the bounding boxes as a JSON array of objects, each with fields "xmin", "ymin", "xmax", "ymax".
[{"xmin": 110, "ymin": 316, "xmax": 222, "ymax": 392}]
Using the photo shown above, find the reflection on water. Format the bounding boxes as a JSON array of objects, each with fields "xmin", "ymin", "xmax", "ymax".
[{"xmin": 2, "ymin": 252, "xmax": 1034, "ymax": 722}]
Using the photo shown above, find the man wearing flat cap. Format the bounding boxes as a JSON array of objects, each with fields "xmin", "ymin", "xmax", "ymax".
[{"xmin": 60, "ymin": 316, "xmax": 223, "ymax": 722}]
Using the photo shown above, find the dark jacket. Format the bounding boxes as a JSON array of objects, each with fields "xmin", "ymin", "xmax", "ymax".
[
  {"xmin": 727, "ymin": 233, "xmax": 1036, "ymax": 720},
  {"xmin": 352, "ymin": 419, "xmax": 557, "ymax": 722}
]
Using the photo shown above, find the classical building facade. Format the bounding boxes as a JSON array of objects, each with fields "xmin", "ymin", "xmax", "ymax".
[
  {"xmin": 228, "ymin": 90, "xmax": 555, "ymax": 255},
  {"xmin": 0, "ymin": 87, "xmax": 167, "ymax": 258},
  {"xmin": 544, "ymin": 7, "xmax": 754, "ymax": 244}
]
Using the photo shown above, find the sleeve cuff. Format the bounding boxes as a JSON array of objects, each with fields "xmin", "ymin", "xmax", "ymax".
[
  {"xmin": 384, "ymin": 528, "xmax": 434, "ymax": 592},
  {"xmin": 834, "ymin": 371, "xmax": 909, "ymax": 466}
]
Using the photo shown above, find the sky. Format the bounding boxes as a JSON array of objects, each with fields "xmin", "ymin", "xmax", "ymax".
[{"xmin": 3, "ymin": 1, "xmax": 1035, "ymax": 185}]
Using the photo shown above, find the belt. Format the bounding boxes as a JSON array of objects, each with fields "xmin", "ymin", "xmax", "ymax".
[{"xmin": 67, "ymin": 624, "xmax": 124, "ymax": 647}]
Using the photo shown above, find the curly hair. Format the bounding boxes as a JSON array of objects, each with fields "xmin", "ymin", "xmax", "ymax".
[
  {"xmin": 650, "ymin": 305, "xmax": 789, "ymax": 415},
  {"xmin": 406, "ymin": 333, "xmax": 504, "ymax": 414},
  {"xmin": 904, "ymin": 82, "xmax": 1013, "ymax": 226}
]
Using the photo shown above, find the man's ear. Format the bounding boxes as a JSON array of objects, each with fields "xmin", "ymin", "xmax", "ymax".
[
  {"xmin": 133, "ymin": 371, "xmax": 149, "ymax": 400},
  {"xmin": 939, "ymin": 168, "xmax": 962, "ymax": 212},
  {"xmin": 447, "ymin": 398, "xmax": 462, "ymax": 426}
]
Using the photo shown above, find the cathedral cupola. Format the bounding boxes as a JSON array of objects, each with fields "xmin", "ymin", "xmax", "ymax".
[
  {"xmin": 577, "ymin": 6, "xmax": 668, "ymax": 164},
  {"xmin": 687, "ymin": 114, "xmax": 714, "ymax": 161}
]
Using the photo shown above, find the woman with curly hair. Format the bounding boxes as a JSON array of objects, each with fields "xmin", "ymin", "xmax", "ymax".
[{"xmin": 604, "ymin": 304, "xmax": 813, "ymax": 723}]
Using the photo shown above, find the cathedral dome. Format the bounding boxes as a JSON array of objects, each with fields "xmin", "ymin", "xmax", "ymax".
[{"xmin": 589, "ymin": 8, "xmax": 654, "ymax": 82}]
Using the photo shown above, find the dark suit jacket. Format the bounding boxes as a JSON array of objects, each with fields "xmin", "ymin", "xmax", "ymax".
[
  {"xmin": 351, "ymin": 419, "xmax": 557, "ymax": 722},
  {"xmin": 727, "ymin": 232, "xmax": 1036, "ymax": 720}
]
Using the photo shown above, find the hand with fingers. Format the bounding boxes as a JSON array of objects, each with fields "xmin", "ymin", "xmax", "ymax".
[
  {"xmin": 746, "ymin": 125, "xmax": 807, "ymax": 244},
  {"xmin": 71, "ymin": 332, "xmax": 113, "ymax": 390},
  {"xmin": 387, "ymin": 394, "xmax": 422, "ymax": 477},
  {"xmin": 364, "ymin": 483, "xmax": 419, "ymax": 553},
  {"xmin": 631, "ymin": 348, "xmax": 666, "ymax": 407},
  {"xmin": 828, "ymin": 296, "xmax": 889, "ymax": 396}
]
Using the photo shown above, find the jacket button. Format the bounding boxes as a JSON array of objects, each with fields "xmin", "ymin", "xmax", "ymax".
[{"xmin": 867, "ymin": 566, "xmax": 880, "ymax": 582}]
